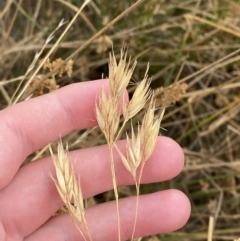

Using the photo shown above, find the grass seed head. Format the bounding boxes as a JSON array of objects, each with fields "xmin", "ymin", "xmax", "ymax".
[
  {"xmin": 140, "ymin": 97, "xmax": 165, "ymax": 162},
  {"xmin": 26, "ymin": 76, "xmax": 59, "ymax": 97},
  {"xmin": 109, "ymin": 49, "xmax": 137, "ymax": 100},
  {"xmin": 50, "ymin": 141, "xmax": 87, "ymax": 228},
  {"xmin": 123, "ymin": 70, "xmax": 152, "ymax": 121},
  {"xmin": 116, "ymin": 124, "xmax": 142, "ymax": 179},
  {"xmin": 95, "ymin": 89, "xmax": 120, "ymax": 143},
  {"xmin": 93, "ymin": 35, "xmax": 113, "ymax": 54},
  {"xmin": 41, "ymin": 58, "xmax": 73, "ymax": 77},
  {"xmin": 156, "ymin": 82, "xmax": 187, "ymax": 107}
]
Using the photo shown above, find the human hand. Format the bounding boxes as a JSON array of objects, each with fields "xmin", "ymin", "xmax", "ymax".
[{"xmin": 0, "ymin": 79, "xmax": 190, "ymax": 241}]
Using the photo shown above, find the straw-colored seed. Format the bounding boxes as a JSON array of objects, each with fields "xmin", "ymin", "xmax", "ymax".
[
  {"xmin": 109, "ymin": 49, "xmax": 137, "ymax": 100},
  {"xmin": 49, "ymin": 141, "xmax": 87, "ymax": 228},
  {"xmin": 116, "ymin": 124, "xmax": 142, "ymax": 178},
  {"xmin": 140, "ymin": 99, "xmax": 165, "ymax": 162},
  {"xmin": 123, "ymin": 74, "xmax": 152, "ymax": 121},
  {"xmin": 95, "ymin": 89, "xmax": 120, "ymax": 143}
]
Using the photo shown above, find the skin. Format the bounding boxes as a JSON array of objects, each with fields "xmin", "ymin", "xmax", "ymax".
[{"xmin": 0, "ymin": 79, "xmax": 191, "ymax": 241}]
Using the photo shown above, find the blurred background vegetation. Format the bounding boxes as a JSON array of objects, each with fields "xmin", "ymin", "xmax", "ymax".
[{"xmin": 1, "ymin": 0, "xmax": 240, "ymax": 240}]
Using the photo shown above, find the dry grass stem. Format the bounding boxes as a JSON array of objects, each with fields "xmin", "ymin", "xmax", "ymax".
[
  {"xmin": 13, "ymin": 0, "xmax": 90, "ymax": 104},
  {"xmin": 10, "ymin": 18, "xmax": 67, "ymax": 105},
  {"xmin": 49, "ymin": 141, "xmax": 92, "ymax": 241},
  {"xmin": 109, "ymin": 55, "xmax": 166, "ymax": 240},
  {"xmin": 96, "ymin": 49, "xmax": 166, "ymax": 241}
]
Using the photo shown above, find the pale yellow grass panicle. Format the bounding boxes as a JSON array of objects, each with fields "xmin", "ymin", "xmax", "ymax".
[
  {"xmin": 140, "ymin": 97, "xmax": 165, "ymax": 163},
  {"xmin": 95, "ymin": 89, "xmax": 120, "ymax": 144},
  {"xmin": 115, "ymin": 124, "xmax": 142, "ymax": 180},
  {"xmin": 116, "ymin": 95, "xmax": 165, "ymax": 241},
  {"xmin": 117, "ymin": 96, "xmax": 165, "ymax": 181},
  {"xmin": 49, "ymin": 141, "xmax": 90, "ymax": 240},
  {"xmin": 122, "ymin": 68, "xmax": 152, "ymax": 121},
  {"xmin": 108, "ymin": 49, "xmax": 137, "ymax": 100},
  {"xmin": 95, "ymin": 49, "xmax": 138, "ymax": 241},
  {"xmin": 95, "ymin": 49, "xmax": 166, "ymax": 241}
]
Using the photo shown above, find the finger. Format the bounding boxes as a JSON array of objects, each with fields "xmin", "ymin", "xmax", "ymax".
[
  {"xmin": 0, "ymin": 137, "xmax": 184, "ymax": 238},
  {"xmin": 24, "ymin": 190, "xmax": 190, "ymax": 241},
  {"xmin": 0, "ymin": 79, "xmax": 118, "ymax": 189}
]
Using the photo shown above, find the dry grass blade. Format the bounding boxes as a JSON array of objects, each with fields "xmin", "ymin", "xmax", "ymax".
[
  {"xmin": 49, "ymin": 141, "xmax": 92, "ymax": 241},
  {"xmin": 207, "ymin": 216, "xmax": 214, "ymax": 241},
  {"xmin": 10, "ymin": 19, "xmax": 67, "ymax": 105}
]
